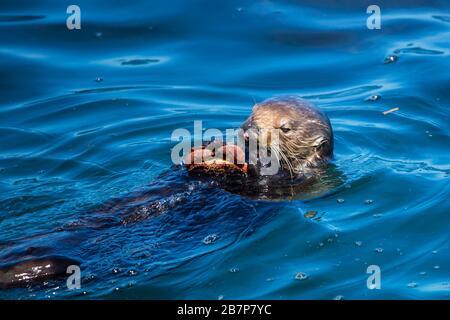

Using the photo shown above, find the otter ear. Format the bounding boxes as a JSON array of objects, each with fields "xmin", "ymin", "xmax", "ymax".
[
  {"xmin": 315, "ymin": 139, "xmax": 331, "ymax": 157},
  {"xmin": 252, "ymin": 104, "xmax": 260, "ymax": 112}
]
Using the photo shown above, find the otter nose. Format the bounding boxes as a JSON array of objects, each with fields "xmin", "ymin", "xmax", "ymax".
[{"xmin": 243, "ymin": 131, "xmax": 250, "ymax": 141}]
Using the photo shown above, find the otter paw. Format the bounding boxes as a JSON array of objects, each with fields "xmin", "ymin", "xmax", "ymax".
[{"xmin": 185, "ymin": 144, "xmax": 248, "ymax": 177}]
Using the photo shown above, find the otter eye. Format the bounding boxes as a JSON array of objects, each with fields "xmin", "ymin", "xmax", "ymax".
[{"xmin": 280, "ymin": 127, "xmax": 291, "ymax": 133}]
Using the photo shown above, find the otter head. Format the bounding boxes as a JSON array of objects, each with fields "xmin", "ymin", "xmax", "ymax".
[{"xmin": 240, "ymin": 96, "xmax": 333, "ymax": 176}]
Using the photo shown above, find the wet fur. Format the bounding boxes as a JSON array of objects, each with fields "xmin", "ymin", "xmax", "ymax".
[{"xmin": 241, "ymin": 96, "xmax": 333, "ymax": 177}]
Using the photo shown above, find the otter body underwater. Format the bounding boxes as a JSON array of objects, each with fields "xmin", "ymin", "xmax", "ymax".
[{"xmin": 0, "ymin": 96, "xmax": 337, "ymax": 289}]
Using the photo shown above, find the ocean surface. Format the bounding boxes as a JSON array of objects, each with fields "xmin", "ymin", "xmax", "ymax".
[{"xmin": 0, "ymin": 0, "xmax": 449, "ymax": 299}]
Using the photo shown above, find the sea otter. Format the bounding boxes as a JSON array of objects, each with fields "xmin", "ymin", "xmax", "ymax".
[
  {"xmin": 184, "ymin": 96, "xmax": 335, "ymax": 198},
  {"xmin": 185, "ymin": 96, "xmax": 333, "ymax": 181},
  {"xmin": 0, "ymin": 96, "xmax": 336, "ymax": 290}
]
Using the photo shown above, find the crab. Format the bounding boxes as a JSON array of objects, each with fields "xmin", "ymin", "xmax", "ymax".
[{"xmin": 184, "ymin": 144, "xmax": 248, "ymax": 177}]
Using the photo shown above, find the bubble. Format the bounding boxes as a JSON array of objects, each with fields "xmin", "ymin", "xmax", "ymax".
[
  {"xmin": 374, "ymin": 248, "xmax": 384, "ymax": 253},
  {"xmin": 336, "ymin": 198, "xmax": 345, "ymax": 204},
  {"xmin": 432, "ymin": 250, "xmax": 438, "ymax": 254},
  {"xmin": 407, "ymin": 282, "xmax": 418, "ymax": 288},
  {"xmin": 218, "ymin": 295, "xmax": 224, "ymax": 300},
  {"xmin": 127, "ymin": 269, "xmax": 139, "ymax": 276},
  {"xmin": 419, "ymin": 272, "xmax": 427, "ymax": 276},
  {"xmin": 364, "ymin": 199, "xmax": 374, "ymax": 205},
  {"xmin": 366, "ymin": 95, "xmax": 380, "ymax": 101},
  {"xmin": 83, "ymin": 274, "xmax": 96, "ymax": 282},
  {"xmin": 294, "ymin": 272, "xmax": 308, "ymax": 280},
  {"xmin": 354, "ymin": 241, "xmax": 363, "ymax": 247},
  {"xmin": 112, "ymin": 267, "xmax": 121, "ymax": 274},
  {"xmin": 304, "ymin": 211, "xmax": 318, "ymax": 219},
  {"xmin": 94, "ymin": 77, "xmax": 103, "ymax": 83},
  {"xmin": 433, "ymin": 265, "xmax": 440, "ymax": 270},
  {"xmin": 229, "ymin": 267, "xmax": 239, "ymax": 273},
  {"xmin": 333, "ymin": 295, "xmax": 344, "ymax": 300},
  {"xmin": 95, "ymin": 32, "xmax": 103, "ymax": 38},
  {"xmin": 203, "ymin": 234, "xmax": 219, "ymax": 245},
  {"xmin": 384, "ymin": 55, "xmax": 398, "ymax": 64}
]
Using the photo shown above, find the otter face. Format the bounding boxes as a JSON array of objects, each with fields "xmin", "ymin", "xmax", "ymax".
[{"xmin": 240, "ymin": 96, "xmax": 333, "ymax": 176}]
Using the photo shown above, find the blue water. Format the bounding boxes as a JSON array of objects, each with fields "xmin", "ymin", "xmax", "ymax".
[{"xmin": 0, "ymin": 0, "xmax": 449, "ymax": 299}]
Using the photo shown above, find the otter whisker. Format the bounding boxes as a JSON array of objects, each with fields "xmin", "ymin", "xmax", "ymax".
[{"xmin": 272, "ymin": 144, "xmax": 294, "ymax": 179}]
